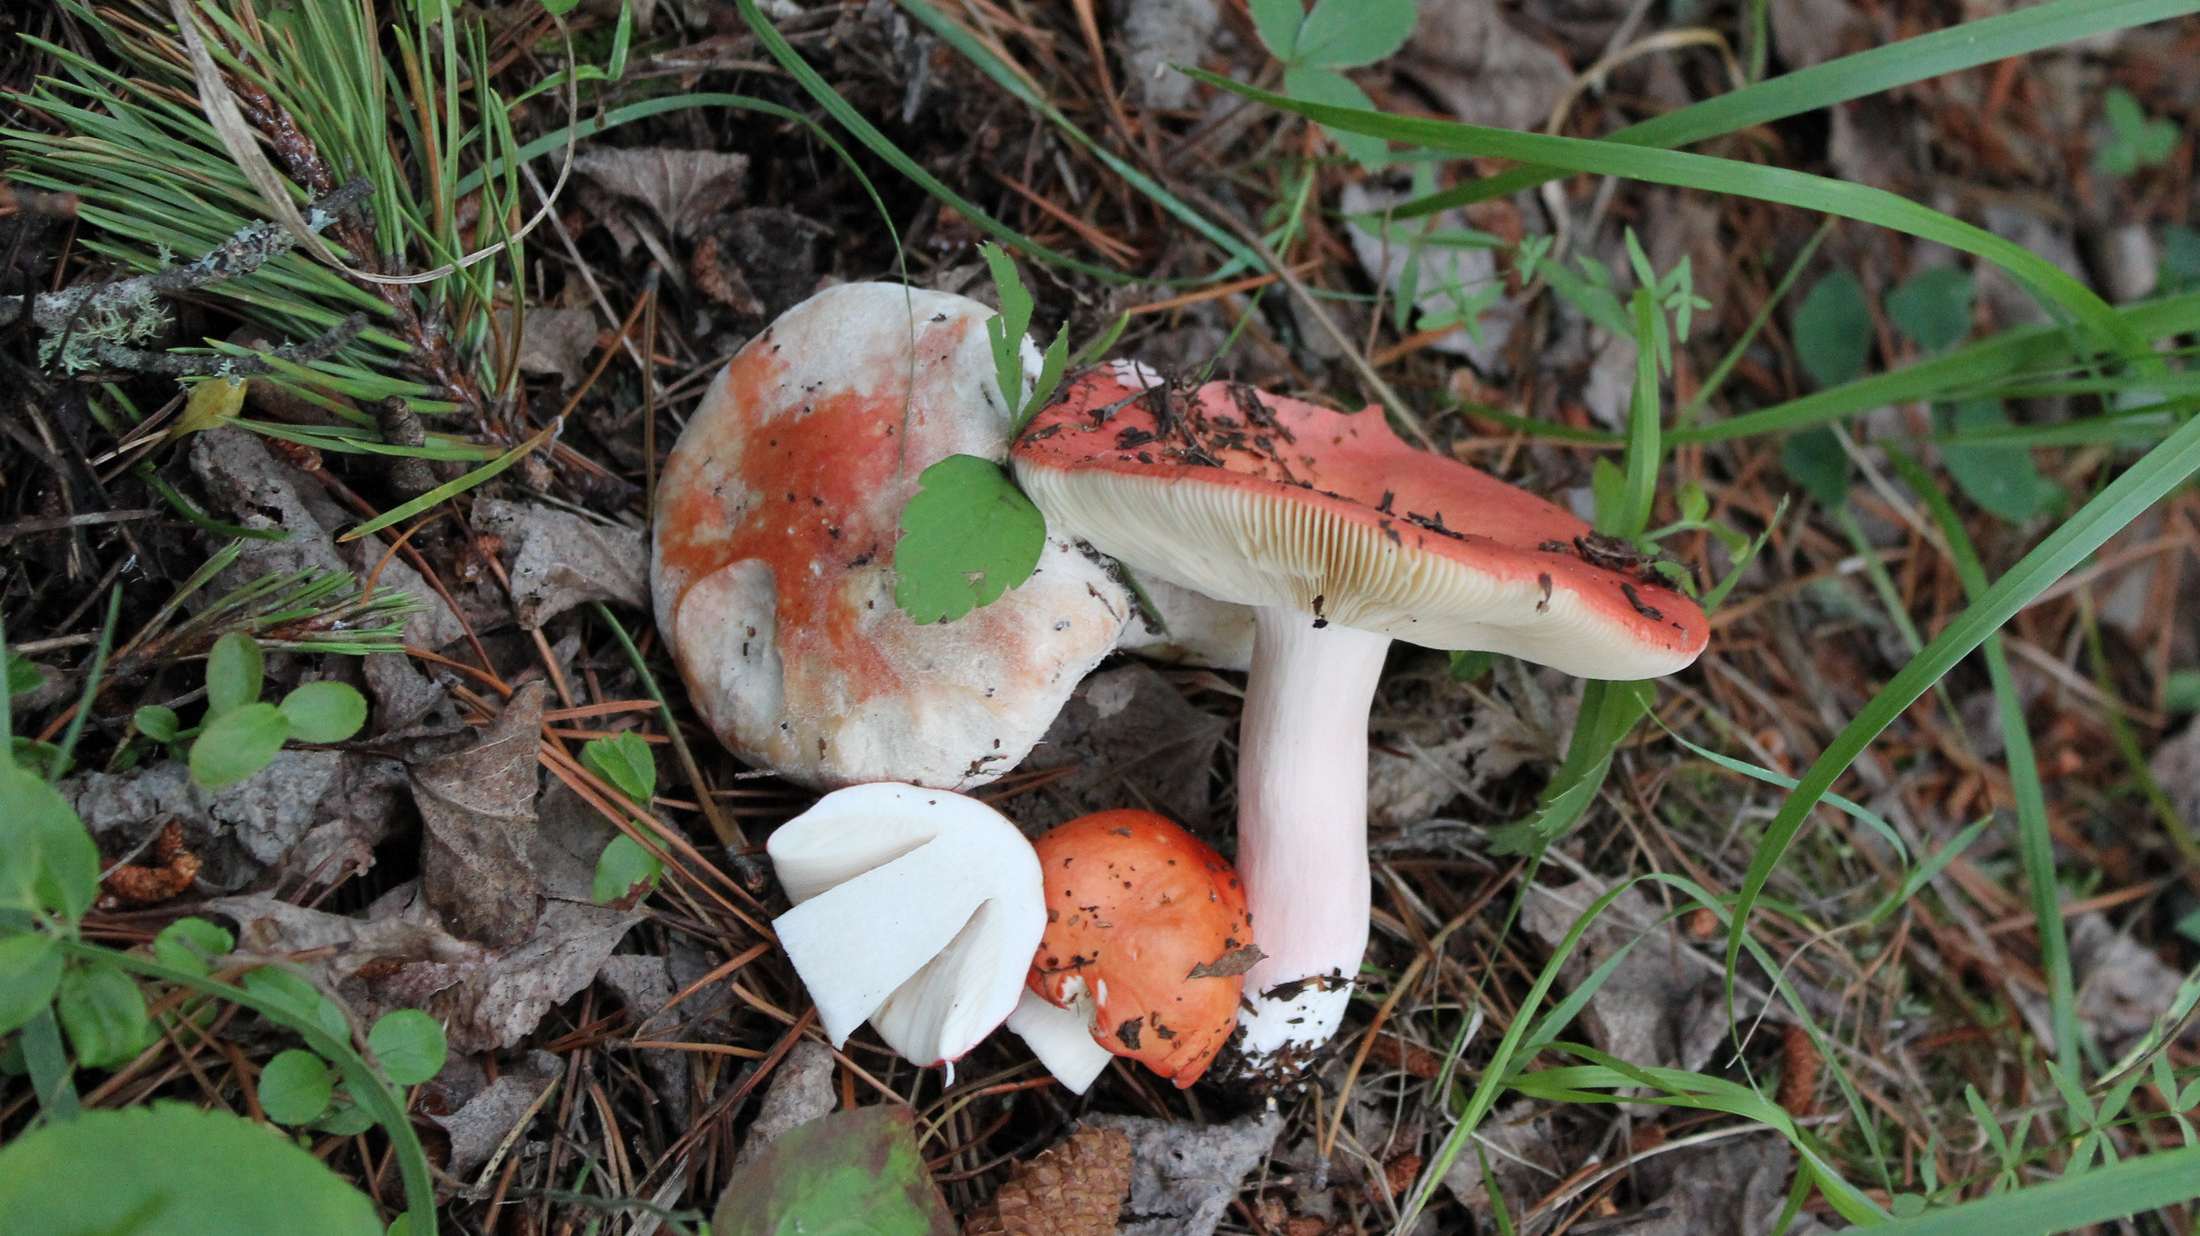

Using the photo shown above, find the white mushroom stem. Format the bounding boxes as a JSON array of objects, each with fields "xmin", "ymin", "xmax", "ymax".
[
  {"xmin": 1005, "ymin": 986, "xmax": 1113, "ymax": 1094},
  {"xmin": 1234, "ymin": 606, "xmax": 1392, "ymax": 1064}
]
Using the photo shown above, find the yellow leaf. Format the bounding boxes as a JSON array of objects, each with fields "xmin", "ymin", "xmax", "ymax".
[{"xmin": 175, "ymin": 376, "xmax": 248, "ymax": 437}]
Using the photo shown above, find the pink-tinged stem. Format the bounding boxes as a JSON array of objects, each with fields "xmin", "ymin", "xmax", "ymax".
[{"xmin": 1233, "ymin": 605, "xmax": 1390, "ymax": 1063}]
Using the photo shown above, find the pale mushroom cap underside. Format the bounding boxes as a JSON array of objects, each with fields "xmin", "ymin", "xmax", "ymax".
[
  {"xmin": 651, "ymin": 283, "xmax": 1129, "ymax": 790},
  {"xmin": 1014, "ymin": 366, "xmax": 1707, "ymax": 680}
]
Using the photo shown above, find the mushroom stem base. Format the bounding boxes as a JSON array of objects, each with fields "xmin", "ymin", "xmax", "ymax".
[{"xmin": 1233, "ymin": 608, "xmax": 1390, "ymax": 1065}]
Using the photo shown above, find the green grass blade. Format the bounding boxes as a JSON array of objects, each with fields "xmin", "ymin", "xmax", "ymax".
[
  {"xmin": 1887, "ymin": 446, "xmax": 2079, "ymax": 1063},
  {"xmin": 1617, "ymin": 292, "xmax": 1663, "ymax": 535},
  {"xmin": 736, "ymin": 0, "xmax": 1125, "ymax": 282},
  {"xmin": 336, "ymin": 424, "xmax": 549, "ymax": 543},
  {"xmin": 1674, "ymin": 291, "xmax": 2200, "ymax": 444},
  {"xmin": 896, "ymin": 0, "xmax": 1262, "ymax": 274},
  {"xmin": 1390, "ymin": 0, "xmax": 2200, "ymax": 217},
  {"xmin": 1720, "ymin": 410, "xmax": 2200, "ymax": 1004},
  {"xmin": 1188, "ymin": 70, "xmax": 2142, "ymax": 357},
  {"xmin": 1855, "ymin": 1143, "xmax": 2200, "ymax": 1233}
]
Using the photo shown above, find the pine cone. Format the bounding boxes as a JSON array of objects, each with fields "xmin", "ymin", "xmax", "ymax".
[{"xmin": 964, "ymin": 1126, "xmax": 1131, "ymax": 1236}]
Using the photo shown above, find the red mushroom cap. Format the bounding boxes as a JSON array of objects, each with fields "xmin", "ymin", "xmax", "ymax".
[
  {"xmin": 1013, "ymin": 364, "xmax": 1708, "ymax": 679},
  {"xmin": 1028, "ymin": 810, "xmax": 1256, "ymax": 1089}
]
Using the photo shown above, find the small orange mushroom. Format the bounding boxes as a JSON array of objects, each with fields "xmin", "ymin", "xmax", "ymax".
[{"xmin": 1006, "ymin": 809, "xmax": 1257, "ymax": 1091}]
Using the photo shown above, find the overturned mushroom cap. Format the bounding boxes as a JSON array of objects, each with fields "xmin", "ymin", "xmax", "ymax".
[
  {"xmin": 1010, "ymin": 810, "xmax": 1255, "ymax": 1091},
  {"xmin": 769, "ymin": 783, "xmax": 1045, "ymax": 1071},
  {"xmin": 1014, "ymin": 362, "xmax": 1707, "ymax": 675},
  {"xmin": 652, "ymin": 283, "xmax": 1130, "ymax": 790}
]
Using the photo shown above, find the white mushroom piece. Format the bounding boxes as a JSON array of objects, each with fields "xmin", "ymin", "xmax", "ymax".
[
  {"xmin": 1014, "ymin": 365, "xmax": 1711, "ymax": 1071},
  {"xmin": 1117, "ymin": 574, "xmax": 1257, "ymax": 672},
  {"xmin": 768, "ymin": 783, "xmax": 1045, "ymax": 1076},
  {"xmin": 651, "ymin": 283, "xmax": 1130, "ymax": 790}
]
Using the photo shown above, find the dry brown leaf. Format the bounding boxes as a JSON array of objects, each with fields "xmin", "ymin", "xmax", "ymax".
[
  {"xmin": 69, "ymin": 750, "xmax": 405, "ymax": 893},
  {"xmin": 429, "ymin": 1048, "xmax": 562, "ymax": 1180},
  {"xmin": 412, "ymin": 682, "xmax": 547, "ymax": 948},
  {"xmin": 1017, "ymin": 663, "xmax": 1229, "ymax": 833},
  {"xmin": 473, "ymin": 499, "xmax": 647, "ymax": 630},
  {"xmin": 497, "ymin": 306, "xmax": 603, "ymax": 388},
  {"xmin": 737, "ymin": 1039, "xmax": 839, "ymax": 1168},
  {"xmin": 1520, "ymin": 877, "xmax": 1725, "ymax": 1084},
  {"xmin": 215, "ymin": 883, "xmax": 641, "ymax": 1054},
  {"xmin": 572, "ymin": 147, "xmax": 749, "ymax": 238},
  {"xmin": 1082, "ymin": 1110, "xmax": 1280, "ymax": 1236}
]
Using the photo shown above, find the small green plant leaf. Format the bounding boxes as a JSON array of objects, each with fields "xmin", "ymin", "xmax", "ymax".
[
  {"xmin": 9, "ymin": 738, "xmax": 71, "ymax": 781},
  {"xmin": 1022, "ymin": 327, "xmax": 1072, "ymax": 432},
  {"xmin": 0, "ymin": 765, "xmax": 101, "ymax": 920},
  {"xmin": 1939, "ymin": 400, "xmax": 2062, "ymax": 523},
  {"xmin": 593, "ymin": 834, "xmax": 664, "ymax": 906},
  {"xmin": 312, "ymin": 1097, "xmax": 378, "ymax": 1136},
  {"xmin": 1781, "ymin": 427, "xmax": 1851, "ymax": 507},
  {"xmin": 205, "ymin": 632, "xmax": 265, "ymax": 719},
  {"xmin": 711, "ymin": 1105, "xmax": 955, "ymax": 1236},
  {"xmin": 153, "ymin": 917, "xmax": 236, "ymax": 979},
  {"xmin": 2098, "ymin": 87, "xmax": 2178, "ymax": 177},
  {"xmin": 1248, "ymin": 0, "xmax": 1305, "ymax": 60},
  {"xmin": 241, "ymin": 967, "xmax": 351, "ymax": 1042},
  {"xmin": 1887, "ymin": 267, "xmax": 1975, "ymax": 352},
  {"xmin": 175, "ymin": 376, "xmax": 247, "ymax": 438},
  {"xmin": 367, "ymin": 1010, "xmax": 447, "ymax": 1086},
  {"xmin": 190, "ymin": 702, "xmax": 290, "ymax": 789},
  {"xmin": 0, "ymin": 1103, "xmax": 383, "ymax": 1235},
  {"xmin": 134, "ymin": 705, "xmax": 180, "ymax": 743},
  {"xmin": 1294, "ymin": 0, "xmax": 1415, "ymax": 68},
  {"xmin": 1678, "ymin": 482, "xmax": 1710, "ymax": 524},
  {"xmin": 6, "ymin": 652, "xmax": 42, "ymax": 697},
  {"xmin": 582, "ymin": 732, "xmax": 657, "ymax": 805},
  {"xmin": 56, "ymin": 960, "xmax": 152, "ymax": 1069},
  {"xmin": 1588, "ymin": 456, "xmax": 1627, "ymax": 531},
  {"xmin": 1283, "ymin": 65, "xmax": 1388, "ymax": 170},
  {"xmin": 2160, "ymin": 226, "xmax": 2200, "ymax": 294},
  {"xmin": 978, "ymin": 242, "xmax": 1036, "ymax": 420},
  {"xmin": 1447, "ymin": 650, "xmax": 1495, "ymax": 682},
  {"xmin": 893, "ymin": 455, "xmax": 1048, "ymax": 624},
  {"xmin": 277, "ymin": 681, "xmax": 368, "ymax": 744},
  {"xmin": 0, "ymin": 934, "xmax": 63, "ymax": 1037},
  {"xmin": 2167, "ymin": 669, "xmax": 2200, "ymax": 714},
  {"xmin": 258, "ymin": 1048, "xmax": 335, "ymax": 1125},
  {"xmin": 1793, "ymin": 270, "xmax": 1872, "ymax": 388}
]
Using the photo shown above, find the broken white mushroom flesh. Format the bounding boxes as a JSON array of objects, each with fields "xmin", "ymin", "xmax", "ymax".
[
  {"xmin": 1005, "ymin": 987, "xmax": 1113, "ymax": 1094},
  {"xmin": 768, "ymin": 783, "xmax": 1044, "ymax": 1077}
]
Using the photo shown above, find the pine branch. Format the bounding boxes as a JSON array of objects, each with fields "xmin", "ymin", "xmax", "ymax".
[{"xmin": 0, "ymin": 179, "xmax": 371, "ymax": 373}]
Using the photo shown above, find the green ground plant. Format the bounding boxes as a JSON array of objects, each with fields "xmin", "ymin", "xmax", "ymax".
[{"xmin": 1, "ymin": 609, "xmax": 447, "ymax": 1233}]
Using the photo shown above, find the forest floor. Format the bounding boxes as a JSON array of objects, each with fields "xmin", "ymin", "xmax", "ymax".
[{"xmin": 5, "ymin": 1, "xmax": 2200, "ymax": 1233}]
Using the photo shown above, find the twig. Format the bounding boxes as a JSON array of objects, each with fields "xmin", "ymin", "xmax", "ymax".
[
  {"xmin": 78, "ymin": 312, "xmax": 369, "ymax": 378},
  {"xmin": 0, "ymin": 180, "xmax": 371, "ymax": 375}
]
